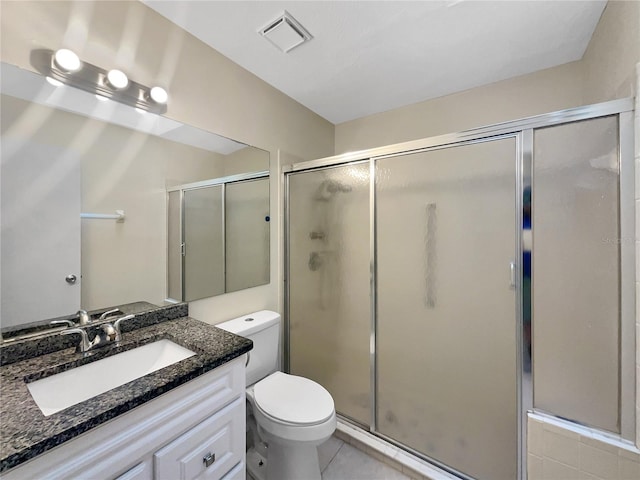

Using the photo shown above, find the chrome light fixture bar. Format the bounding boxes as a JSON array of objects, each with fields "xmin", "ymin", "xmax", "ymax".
[{"xmin": 37, "ymin": 49, "xmax": 168, "ymax": 114}]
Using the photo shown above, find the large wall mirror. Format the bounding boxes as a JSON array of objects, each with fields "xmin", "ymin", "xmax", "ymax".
[{"xmin": 0, "ymin": 62, "xmax": 270, "ymax": 332}]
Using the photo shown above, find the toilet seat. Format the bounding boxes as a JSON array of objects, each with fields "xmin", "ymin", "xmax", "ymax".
[{"xmin": 253, "ymin": 371, "xmax": 334, "ymax": 426}]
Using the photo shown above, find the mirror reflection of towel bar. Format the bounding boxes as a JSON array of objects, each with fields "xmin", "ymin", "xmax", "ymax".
[{"xmin": 80, "ymin": 210, "xmax": 125, "ymax": 223}]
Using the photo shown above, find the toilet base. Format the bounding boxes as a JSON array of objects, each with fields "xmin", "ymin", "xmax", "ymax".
[
  {"xmin": 265, "ymin": 439, "xmax": 322, "ymax": 480},
  {"xmin": 247, "ymin": 448, "xmax": 267, "ymax": 480}
]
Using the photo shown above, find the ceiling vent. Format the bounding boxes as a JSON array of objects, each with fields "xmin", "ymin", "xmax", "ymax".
[{"xmin": 259, "ymin": 11, "xmax": 312, "ymax": 53}]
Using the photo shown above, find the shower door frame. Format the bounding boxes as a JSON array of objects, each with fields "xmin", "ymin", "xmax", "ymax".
[{"xmin": 283, "ymin": 97, "xmax": 635, "ymax": 480}]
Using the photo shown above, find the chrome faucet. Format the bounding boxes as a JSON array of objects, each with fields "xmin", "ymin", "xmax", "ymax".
[
  {"xmin": 98, "ymin": 308, "xmax": 121, "ymax": 321},
  {"xmin": 61, "ymin": 328, "xmax": 92, "ymax": 353},
  {"xmin": 60, "ymin": 314, "xmax": 135, "ymax": 354},
  {"xmin": 62, "ymin": 323, "xmax": 117, "ymax": 354},
  {"xmin": 52, "ymin": 310, "xmax": 90, "ymax": 329},
  {"xmin": 76, "ymin": 309, "xmax": 91, "ymax": 326},
  {"xmin": 114, "ymin": 314, "xmax": 135, "ymax": 342}
]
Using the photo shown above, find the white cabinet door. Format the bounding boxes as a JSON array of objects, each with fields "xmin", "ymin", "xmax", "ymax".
[
  {"xmin": 1, "ymin": 136, "xmax": 81, "ymax": 327},
  {"xmin": 154, "ymin": 397, "xmax": 244, "ymax": 480},
  {"xmin": 220, "ymin": 462, "xmax": 245, "ymax": 480}
]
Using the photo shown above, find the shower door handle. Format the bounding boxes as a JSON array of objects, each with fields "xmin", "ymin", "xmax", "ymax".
[
  {"xmin": 509, "ymin": 261, "xmax": 516, "ymax": 289},
  {"xmin": 425, "ymin": 203, "xmax": 436, "ymax": 307}
]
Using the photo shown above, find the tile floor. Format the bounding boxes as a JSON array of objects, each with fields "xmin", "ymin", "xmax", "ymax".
[
  {"xmin": 318, "ymin": 435, "xmax": 411, "ymax": 480},
  {"xmin": 247, "ymin": 435, "xmax": 411, "ymax": 480}
]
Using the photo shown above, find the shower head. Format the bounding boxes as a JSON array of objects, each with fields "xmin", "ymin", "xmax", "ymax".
[{"xmin": 315, "ymin": 179, "xmax": 352, "ymax": 201}]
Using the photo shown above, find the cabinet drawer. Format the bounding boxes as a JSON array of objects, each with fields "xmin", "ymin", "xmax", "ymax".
[
  {"xmin": 155, "ymin": 397, "xmax": 244, "ymax": 480},
  {"xmin": 114, "ymin": 459, "xmax": 153, "ymax": 480}
]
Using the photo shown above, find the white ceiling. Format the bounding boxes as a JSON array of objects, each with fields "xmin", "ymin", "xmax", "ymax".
[{"xmin": 144, "ymin": 0, "xmax": 607, "ymax": 124}]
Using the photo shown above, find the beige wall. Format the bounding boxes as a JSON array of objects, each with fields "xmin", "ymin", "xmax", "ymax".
[
  {"xmin": 0, "ymin": 0, "xmax": 334, "ymax": 324},
  {"xmin": 582, "ymin": 0, "xmax": 640, "ymax": 104},
  {"xmin": 335, "ymin": 60, "xmax": 585, "ymax": 154},
  {"xmin": 222, "ymin": 147, "xmax": 269, "ymax": 177}
]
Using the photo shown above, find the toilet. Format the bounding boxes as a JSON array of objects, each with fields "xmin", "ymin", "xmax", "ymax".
[{"xmin": 217, "ymin": 310, "xmax": 336, "ymax": 480}]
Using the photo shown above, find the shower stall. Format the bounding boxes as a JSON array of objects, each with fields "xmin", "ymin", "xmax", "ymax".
[{"xmin": 284, "ymin": 99, "xmax": 635, "ymax": 480}]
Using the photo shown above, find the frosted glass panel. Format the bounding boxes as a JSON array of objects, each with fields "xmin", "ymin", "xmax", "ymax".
[
  {"xmin": 167, "ymin": 191, "xmax": 182, "ymax": 301},
  {"xmin": 288, "ymin": 163, "xmax": 371, "ymax": 425},
  {"xmin": 183, "ymin": 186, "xmax": 224, "ymax": 301},
  {"xmin": 533, "ymin": 117, "xmax": 619, "ymax": 433},
  {"xmin": 225, "ymin": 178, "xmax": 270, "ymax": 292},
  {"xmin": 376, "ymin": 139, "xmax": 517, "ymax": 480}
]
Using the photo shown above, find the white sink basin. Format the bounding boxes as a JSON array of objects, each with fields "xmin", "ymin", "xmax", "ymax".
[{"xmin": 27, "ymin": 339, "xmax": 196, "ymax": 416}]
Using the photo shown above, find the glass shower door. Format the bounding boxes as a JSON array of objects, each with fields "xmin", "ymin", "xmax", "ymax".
[
  {"xmin": 375, "ymin": 138, "xmax": 518, "ymax": 480},
  {"xmin": 287, "ymin": 163, "xmax": 372, "ymax": 425}
]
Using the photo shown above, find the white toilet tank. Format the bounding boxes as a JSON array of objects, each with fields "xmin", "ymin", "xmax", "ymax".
[{"xmin": 217, "ymin": 310, "xmax": 280, "ymax": 386}]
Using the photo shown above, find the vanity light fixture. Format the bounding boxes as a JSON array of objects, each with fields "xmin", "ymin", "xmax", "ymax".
[
  {"xmin": 106, "ymin": 69, "xmax": 129, "ymax": 90},
  {"xmin": 36, "ymin": 48, "xmax": 168, "ymax": 114},
  {"xmin": 149, "ymin": 86, "xmax": 168, "ymax": 104},
  {"xmin": 53, "ymin": 49, "xmax": 81, "ymax": 72}
]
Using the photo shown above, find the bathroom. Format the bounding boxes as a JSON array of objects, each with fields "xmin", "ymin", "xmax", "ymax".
[{"xmin": 0, "ymin": 1, "xmax": 639, "ymax": 479}]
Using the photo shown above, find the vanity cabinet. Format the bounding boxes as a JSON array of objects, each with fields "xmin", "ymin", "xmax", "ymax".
[
  {"xmin": 3, "ymin": 356, "xmax": 246, "ymax": 480},
  {"xmin": 115, "ymin": 460, "xmax": 153, "ymax": 480},
  {"xmin": 154, "ymin": 397, "xmax": 244, "ymax": 480}
]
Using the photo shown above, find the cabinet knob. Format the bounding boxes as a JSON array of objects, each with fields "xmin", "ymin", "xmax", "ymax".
[{"xmin": 203, "ymin": 452, "xmax": 216, "ymax": 468}]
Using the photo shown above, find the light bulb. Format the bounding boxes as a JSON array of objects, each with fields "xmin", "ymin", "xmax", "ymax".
[
  {"xmin": 149, "ymin": 86, "xmax": 168, "ymax": 104},
  {"xmin": 106, "ymin": 69, "xmax": 129, "ymax": 90},
  {"xmin": 54, "ymin": 49, "xmax": 81, "ymax": 72}
]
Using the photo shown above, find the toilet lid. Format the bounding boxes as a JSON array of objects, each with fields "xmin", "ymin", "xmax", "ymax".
[{"xmin": 253, "ymin": 372, "xmax": 334, "ymax": 425}]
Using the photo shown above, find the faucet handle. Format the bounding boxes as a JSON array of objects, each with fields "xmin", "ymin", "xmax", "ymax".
[
  {"xmin": 50, "ymin": 319, "xmax": 76, "ymax": 328},
  {"xmin": 113, "ymin": 314, "xmax": 135, "ymax": 342},
  {"xmin": 100, "ymin": 323, "xmax": 118, "ymax": 342},
  {"xmin": 98, "ymin": 308, "xmax": 120, "ymax": 320},
  {"xmin": 62, "ymin": 328, "xmax": 91, "ymax": 353}
]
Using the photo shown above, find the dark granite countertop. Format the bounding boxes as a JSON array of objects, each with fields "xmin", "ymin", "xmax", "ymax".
[{"xmin": 0, "ymin": 308, "xmax": 252, "ymax": 472}]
